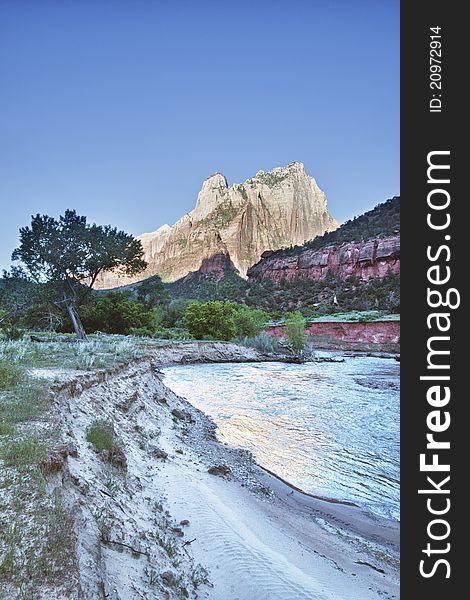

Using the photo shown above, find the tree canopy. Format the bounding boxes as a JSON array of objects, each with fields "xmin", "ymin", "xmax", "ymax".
[
  {"xmin": 184, "ymin": 301, "xmax": 237, "ymax": 341},
  {"xmin": 12, "ymin": 210, "xmax": 147, "ymax": 338},
  {"xmin": 183, "ymin": 301, "xmax": 267, "ymax": 341},
  {"xmin": 136, "ymin": 275, "xmax": 169, "ymax": 309},
  {"xmin": 81, "ymin": 292, "xmax": 154, "ymax": 335},
  {"xmin": 12, "ymin": 210, "xmax": 146, "ymax": 287}
]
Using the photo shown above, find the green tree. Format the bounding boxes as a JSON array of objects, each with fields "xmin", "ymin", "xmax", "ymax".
[
  {"xmin": 285, "ymin": 311, "xmax": 307, "ymax": 354},
  {"xmin": 160, "ymin": 299, "xmax": 192, "ymax": 328},
  {"xmin": 136, "ymin": 275, "xmax": 169, "ymax": 309},
  {"xmin": 184, "ymin": 301, "xmax": 236, "ymax": 341},
  {"xmin": 21, "ymin": 302, "xmax": 65, "ymax": 332},
  {"xmin": 0, "ymin": 267, "xmax": 39, "ymax": 323},
  {"xmin": 81, "ymin": 292, "xmax": 154, "ymax": 335},
  {"xmin": 232, "ymin": 304, "xmax": 267, "ymax": 337},
  {"xmin": 11, "ymin": 210, "xmax": 147, "ymax": 339}
]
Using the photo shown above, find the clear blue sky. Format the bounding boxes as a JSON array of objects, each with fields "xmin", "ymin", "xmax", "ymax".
[{"xmin": 0, "ymin": 0, "xmax": 399, "ymax": 272}]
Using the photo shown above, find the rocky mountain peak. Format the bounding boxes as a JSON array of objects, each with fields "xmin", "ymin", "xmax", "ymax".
[
  {"xmin": 288, "ymin": 161, "xmax": 305, "ymax": 170},
  {"xmin": 95, "ymin": 163, "xmax": 339, "ymax": 288},
  {"xmin": 204, "ymin": 172, "xmax": 228, "ymax": 187},
  {"xmin": 255, "ymin": 161, "xmax": 304, "ymax": 178},
  {"xmin": 193, "ymin": 173, "xmax": 229, "ymax": 221},
  {"xmin": 139, "ymin": 223, "xmax": 171, "ymax": 239}
]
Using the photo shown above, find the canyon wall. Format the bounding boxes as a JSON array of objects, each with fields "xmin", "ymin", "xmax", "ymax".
[
  {"xmin": 266, "ymin": 320, "xmax": 400, "ymax": 353},
  {"xmin": 247, "ymin": 235, "xmax": 400, "ymax": 283},
  {"xmin": 96, "ymin": 162, "xmax": 338, "ymax": 288}
]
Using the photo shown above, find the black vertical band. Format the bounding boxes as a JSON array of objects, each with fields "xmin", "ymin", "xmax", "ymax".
[{"xmin": 401, "ymin": 2, "xmax": 464, "ymax": 597}]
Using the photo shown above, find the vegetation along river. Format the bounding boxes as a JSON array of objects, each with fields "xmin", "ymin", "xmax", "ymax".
[{"xmin": 163, "ymin": 355, "xmax": 399, "ymax": 521}]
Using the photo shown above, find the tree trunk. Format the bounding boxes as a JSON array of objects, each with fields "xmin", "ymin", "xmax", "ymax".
[{"xmin": 65, "ymin": 299, "xmax": 87, "ymax": 340}]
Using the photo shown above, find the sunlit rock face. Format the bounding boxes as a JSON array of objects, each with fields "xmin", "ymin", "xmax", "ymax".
[{"xmin": 95, "ymin": 162, "xmax": 338, "ymax": 288}]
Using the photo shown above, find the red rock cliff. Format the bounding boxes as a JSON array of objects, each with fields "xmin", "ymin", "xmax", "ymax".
[
  {"xmin": 266, "ymin": 320, "xmax": 400, "ymax": 353},
  {"xmin": 180, "ymin": 253, "xmax": 238, "ymax": 283},
  {"xmin": 247, "ymin": 235, "xmax": 400, "ymax": 283}
]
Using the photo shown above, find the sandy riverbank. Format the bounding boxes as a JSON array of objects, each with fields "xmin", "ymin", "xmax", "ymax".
[{"xmin": 31, "ymin": 343, "xmax": 399, "ymax": 599}]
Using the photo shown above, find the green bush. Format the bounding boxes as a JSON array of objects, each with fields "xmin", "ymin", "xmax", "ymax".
[
  {"xmin": 160, "ymin": 299, "xmax": 193, "ymax": 328},
  {"xmin": 81, "ymin": 292, "xmax": 154, "ymax": 335},
  {"xmin": 1, "ymin": 323, "xmax": 25, "ymax": 340},
  {"xmin": 184, "ymin": 301, "xmax": 236, "ymax": 341},
  {"xmin": 285, "ymin": 311, "xmax": 307, "ymax": 353},
  {"xmin": 86, "ymin": 419, "xmax": 116, "ymax": 452},
  {"xmin": 232, "ymin": 305, "xmax": 267, "ymax": 338},
  {"xmin": 182, "ymin": 301, "xmax": 268, "ymax": 341},
  {"xmin": 20, "ymin": 303, "xmax": 65, "ymax": 332},
  {"xmin": 0, "ymin": 361, "xmax": 25, "ymax": 390}
]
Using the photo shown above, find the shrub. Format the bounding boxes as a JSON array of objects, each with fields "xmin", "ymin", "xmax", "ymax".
[
  {"xmin": 232, "ymin": 305, "xmax": 267, "ymax": 338},
  {"xmin": 182, "ymin": 301, "xmax": 267, "ymax": 341},
  {"xmin": 184, "ymin": 301, "xmax": 236, "ymax": 341},
  {"xmin": 86, "ymin": 420, "xmax": 116, "ymax": 452},
  {"xmin": 238, "ymin": 332, "xmax": 279, "ymax": 353},
  {"xmin": 159, "ymin": 299, "xmax": 192, "ymax": 328},
  {"xmin": 81, "ymin": 292, "xmax": 154, "ymax": 335},
  {"xmin": 21, "ymin": 303, "xmax": 64, "ymax": 332},
  {"xmin": 285, "ymin": 311, "xmax": 307, "ymax": 353},
  {"xmin": 0, "ymin": 361, "xmax": 25, "ymax": 390},
  {"xmin": 1, "ymin": 324, "xmax": 25, "ymax": 340}
]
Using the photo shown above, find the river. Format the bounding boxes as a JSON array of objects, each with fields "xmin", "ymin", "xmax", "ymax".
[{"xmin": 163, "ymin": 355, "xmax": 400, "ymax": 521}]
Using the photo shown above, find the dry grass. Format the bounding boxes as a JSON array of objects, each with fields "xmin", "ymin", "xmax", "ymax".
[
  {"xmin": 0, "ymin": 335, "xmax": 145, "ymax": 371},
  {"xmin": 0, "ymin": 339, "xmax": 82, "ymax": 597}
]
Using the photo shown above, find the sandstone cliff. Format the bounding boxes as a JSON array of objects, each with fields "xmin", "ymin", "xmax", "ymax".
[
  {"xmin": 96, "ymin": 162, "xmax": 338, "ymax": 288},
  {"xmin": 247, "ymin": 235, "xmax": 400, "ymax": 283},
  {"xmin": 265, "ymin": 320, "xmax": 400, "ymax": 353}
]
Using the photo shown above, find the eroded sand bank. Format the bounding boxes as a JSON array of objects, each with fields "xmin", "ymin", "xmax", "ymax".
[{"xmin": 35, "ymin": 343, "xmax": 399, "ymax": 599}]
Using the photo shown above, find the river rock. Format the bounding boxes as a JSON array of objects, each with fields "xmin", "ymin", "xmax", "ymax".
[{"xmin": 208, "ymin": 464, "xmax": 231, "ymax": 477}]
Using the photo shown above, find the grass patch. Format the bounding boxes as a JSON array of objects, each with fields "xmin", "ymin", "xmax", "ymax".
[
  {"xmin": 0, "ymin": 550, "xmax": 14, "ymax": 578},
  {"xmin": 0, "ymin": 436, "xmax": 46, "ymax": 469},
  {"xmin": 0, "ymin": 379, "xmax": 48, "ymax": 424},
  {"xmin": 86, "ymin": 419, "xmax": 116, "ymax": 452},
  {"xmin": 0, "ymin": 495, "xmax": 78, "ymax": 594},
  {"xmin": 0, "ymin": 423, "xmax": 16, "ymax": 436},
  {"xmin": 0, "ymin": 333, "xmax": 152, "ymax": 596},
  {"xmin": 0, "ymin": 361, "xmax": 25, "ymax": 390}
]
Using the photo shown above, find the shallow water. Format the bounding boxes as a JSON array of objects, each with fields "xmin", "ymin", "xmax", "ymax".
[{"xmin": 163, "ymin": 356, "xmax": 400, "ymax": 521}]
